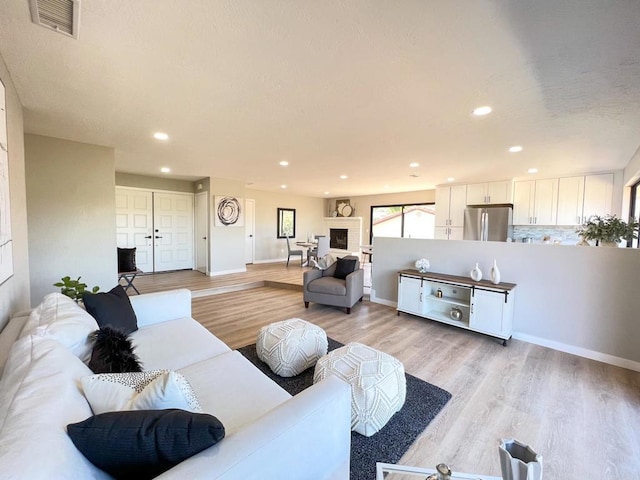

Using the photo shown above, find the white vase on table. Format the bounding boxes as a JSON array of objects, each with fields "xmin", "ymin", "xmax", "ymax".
[
  {"xmin": 470, "ymin": 263, "xmax": 482, "ymax": 282},
  {"xmin": 490, "ymin": 259, "xmax": 501, "ymax": 285}
]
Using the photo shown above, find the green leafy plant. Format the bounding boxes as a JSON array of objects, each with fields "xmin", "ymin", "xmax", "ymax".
[
  {"xmin": 53, "ymin": 276, "xmax": 100, "ymax": 302},
  {"xmin": 576, "ymin": 214, "xmax": 639, "ymax": 245}
]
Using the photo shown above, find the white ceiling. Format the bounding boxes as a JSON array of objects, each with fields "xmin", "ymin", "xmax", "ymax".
[{"xmin": 1, "ymin": 0, "xmax": 639, "ymax": 197}]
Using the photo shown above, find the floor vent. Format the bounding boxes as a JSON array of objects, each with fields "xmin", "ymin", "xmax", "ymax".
[{"xmin": 29, "ymin": 0, "xmax": 80, "ymax": 39}]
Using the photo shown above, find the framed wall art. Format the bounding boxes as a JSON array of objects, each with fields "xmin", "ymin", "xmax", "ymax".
[{"xmin": 215, "ymin": 196, "xmax": 244, "ymax": 227}]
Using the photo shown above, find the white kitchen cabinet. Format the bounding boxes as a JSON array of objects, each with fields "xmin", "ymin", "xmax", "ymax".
[
  {"xmin": 397, "ymin": 270, "xmax": 516, "ymax": 345},
  {"xmin": 556, "ymin": 173, "xmax": 614, "ymax": 225},
  {"xmin": 435, "ymin": 185, "xmax": 467, "ymax": 240},
  {"xmin": 583, "ymin": 173, "xmax": 614, "ymax": 220},
  {"xmin": 466, "ymin": 180, "xmax": 511, "ymax": 205},
  {"xmin": 513, "ymin": 178, "xmax": 558, "ymax": 225}
]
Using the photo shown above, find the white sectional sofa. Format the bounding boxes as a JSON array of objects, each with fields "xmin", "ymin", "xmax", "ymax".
[{"xmin": 0, "ymin": 289, "xmax": 352, "ymax": 479}]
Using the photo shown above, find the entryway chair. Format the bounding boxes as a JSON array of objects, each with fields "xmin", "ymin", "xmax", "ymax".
[{"xmin": 285, "ymin": 236, "xmax": 304, "ymax": 267}]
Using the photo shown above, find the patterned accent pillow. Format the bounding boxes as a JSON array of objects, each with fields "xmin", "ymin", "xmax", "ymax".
[{"xmin": 81, "ymin": 370, "xmax": 202, "ymax": 415}]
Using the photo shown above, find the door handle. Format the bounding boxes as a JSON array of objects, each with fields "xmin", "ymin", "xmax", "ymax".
[
  {"xmin": 202, "ymin": 237, "xmax": 207, "ymax": 240},
  {"xmin": 144, "ymin": 235, "xmax": 152, "ymax": 239},
  {"xmin": 155, "ymin": 236, "xmax": 163, "ymax": 239}
]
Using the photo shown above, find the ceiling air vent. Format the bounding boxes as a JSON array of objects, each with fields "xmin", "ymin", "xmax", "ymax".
[{"xmin": 29, "ymin": 0, "xmax": 80, "ymax": 39}]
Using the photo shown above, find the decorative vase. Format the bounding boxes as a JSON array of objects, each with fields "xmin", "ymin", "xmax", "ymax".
[
  {"xmin": 470, "ymin": 263, "xmax": 482, "ymax": 282},
  {"xmin": 490, "ymin": 259, "xmax": 501, "ymax": 285},
  {"xmin": 499, "ymin": 439, "xmax": 543, "ymax": 480}
]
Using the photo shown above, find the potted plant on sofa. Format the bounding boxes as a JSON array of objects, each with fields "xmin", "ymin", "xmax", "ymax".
[
  {"xmin": 576, "ymin": 214, "xmax": 639, "ymax": 246},
  {"xmin": 53, "ymin": 276, "xmax": 100, "ymax": 302}
]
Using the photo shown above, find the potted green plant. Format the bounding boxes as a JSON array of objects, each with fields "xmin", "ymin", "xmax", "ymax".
[
  {"xmin": 53, "ymin": 276, "xmax": 100, "ymax": 302},
  {"xmin": 576, "ymin": 214, "xmax": 639, "ymax": 246}
]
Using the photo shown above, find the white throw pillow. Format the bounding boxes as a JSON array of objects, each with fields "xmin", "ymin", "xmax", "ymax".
[
  {"xmin": 19, "ymin": 293, "xmax": 98, "ymax": 362},
  {"xmin": 81, "ymin": 370, "xmax": 202, "ymax": 415}
]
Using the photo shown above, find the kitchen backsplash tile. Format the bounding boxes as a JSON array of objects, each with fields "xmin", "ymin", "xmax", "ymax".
[{"xmin": 512, "ymin": 225, "xmax": 581, "ymax": 245}]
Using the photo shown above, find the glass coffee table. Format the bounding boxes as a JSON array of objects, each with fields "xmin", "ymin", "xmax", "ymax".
[{"xmin": 376, "ymin": 463, "xmax": 502, "ymax": 480}]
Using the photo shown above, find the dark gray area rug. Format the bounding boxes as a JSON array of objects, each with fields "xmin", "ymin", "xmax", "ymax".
[{"xmin": 237, "ymin": 338, "xmax": 452, "ymax": 480}]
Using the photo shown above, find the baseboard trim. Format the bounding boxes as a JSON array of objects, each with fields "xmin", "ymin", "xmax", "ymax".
[
  {"xmin": 370, "ymin": 290, "xmax": 397, "ymax": 308},
  {"xmin": 512, "ymin": 332, "xmax": 640, "ymax": 373},
  {"xmin": 252, "ymin": 258, "xmax": 288, "ymax": 264}
]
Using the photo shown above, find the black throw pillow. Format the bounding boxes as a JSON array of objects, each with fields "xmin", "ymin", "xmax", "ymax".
[
  {"xmin": 67, "ymin": 409, "xmax": 225, "ymax": 480},
  {"xmin": 117, "ymin": 247, "xmax": 137, "ymax": 273},
  {"xmin": 83, "ymin": 285, "xmax": 138, "ymax": 334},
  {"xmin": 88, "ymin": 326, "xmax": 143, "ymax": 374},
  {"xmin": 334, "ymin": 257, "xmax": 358, "ymax": 280}
]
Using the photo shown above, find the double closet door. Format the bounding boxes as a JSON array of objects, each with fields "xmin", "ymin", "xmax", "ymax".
[{"xmin": 115, "ymin": 187, "xmax": 194, "ymax": 273}]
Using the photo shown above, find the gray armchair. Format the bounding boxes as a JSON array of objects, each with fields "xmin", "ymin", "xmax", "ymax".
[{"xmin": 303, "ymin": 255, "xmax": 364, "ymax": 314}]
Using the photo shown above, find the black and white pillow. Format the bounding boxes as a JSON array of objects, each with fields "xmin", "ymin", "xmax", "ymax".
[{"xmin": 81, "ymin": 370, "xmax": 203, "ymax": 415}]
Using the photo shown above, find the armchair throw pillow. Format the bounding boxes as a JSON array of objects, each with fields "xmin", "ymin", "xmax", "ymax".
[{"xmin": 334, "ymin": 257, "xmax": 358, "ymax": 280}]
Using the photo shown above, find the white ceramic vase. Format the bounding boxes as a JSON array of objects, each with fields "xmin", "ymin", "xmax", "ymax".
[
  {"xmin": 498, "ymin": 439, "xmax": 543, "ymax": 480},
  {"xmin": 470, "ymin": 263, "xmax": 482, "ymax": 282},
  {"xmin": 490, "ymin": 259, "xmax": 501, "ymax": 285}
]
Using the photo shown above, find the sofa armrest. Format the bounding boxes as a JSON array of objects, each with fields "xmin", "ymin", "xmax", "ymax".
[
  {"xmin": 128, "ymin": 289, "xmax": 192, "ymax": 327},
  {"xmin": 303, "ymin": 268, "xmax": 323, "ymax": 289},
  {"xmin": 157, "ymin": 375, "xmax": 352, "ymax": 480},
  {"xmin": 346, "ymin": 268, "xmax": 364, "ymax": 297}
]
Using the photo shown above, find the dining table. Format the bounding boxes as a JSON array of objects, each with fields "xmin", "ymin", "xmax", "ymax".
[{"xmin": 295, "ymin": 241, "xmax": 317, "ymax": 266}]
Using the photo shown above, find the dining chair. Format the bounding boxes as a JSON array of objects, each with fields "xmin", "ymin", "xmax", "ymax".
[{"xmin": 285, "ymin": 236, "xmax": 304, "ymax": 267}]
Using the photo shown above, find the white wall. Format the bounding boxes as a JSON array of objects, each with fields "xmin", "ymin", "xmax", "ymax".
[
  {"xmin": 0, "ymin": 55, "xmax": 30, "ymax": 326},
  {"xmin": 209, "ymin": 178, "xmax": 247, "ymax": 274},
  {"xmin": 372, "ymin": 237, "xmax": 640, "ymax": 369},
  {"xmin": 25, "ymin": 135, "xmax": 117, "ymax": 304},
  {"xmin": 247, "ymin": 188, "xmax": 325, "ymax": 262}
]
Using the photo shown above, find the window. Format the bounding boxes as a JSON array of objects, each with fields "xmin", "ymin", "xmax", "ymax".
[
  {"xmin": 370, "ymin": 203, "xmax": 435, "ymax": 242},
  {"xmin": 277, "ymin": 208, "xmax": 296, "ymax": 238}
]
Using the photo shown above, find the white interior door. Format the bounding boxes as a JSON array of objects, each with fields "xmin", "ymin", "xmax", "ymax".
[
  {"xmin": 115, "ymin": 187, "xmax": 153, "ymax": 272},
  {"xmin": 195, "ymin": 192, "xmax": 208, "ymax": 274},
  {"xmin": 153, "ymin": 192, "xmax": 194, "ymax": 272},
  {"xmin": 245, "ymin": 199, "xmax": 255, "ymax": 264}
]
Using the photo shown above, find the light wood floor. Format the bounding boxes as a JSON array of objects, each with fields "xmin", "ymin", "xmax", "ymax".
[{"xmin": 133, "ymin": 264, "xmax": 640, "ymax": 478}]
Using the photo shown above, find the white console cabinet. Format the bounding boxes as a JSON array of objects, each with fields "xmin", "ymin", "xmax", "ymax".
[{"xmin": 397, "ymin": 270, "xmax": 516, "ymax": 345}]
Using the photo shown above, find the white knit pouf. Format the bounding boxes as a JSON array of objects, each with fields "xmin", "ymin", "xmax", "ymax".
[
  {"xmin": 256, "ymin": 318, "xmax": 328, "ymax": 377},
  {"xmin": 313, "ymin": 342, "xmax": 406, "ymax": 437}
]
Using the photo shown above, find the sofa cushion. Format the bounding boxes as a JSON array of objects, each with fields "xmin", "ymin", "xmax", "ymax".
[
  {"xmin": 83, "ymin": 285, "xmax": 138, "ymax": 334},
  {"xmin": 81, "ymin": 370, "xmax": 202, "ymax": 415},
  {"xmin": 307, "ymin": 276, "xmax": 347, "ymax": 296},
  {"xmin": 68, "ymin": 409, "xmax": 225, "ymax": 480},
  {"xmin": 131, "ymin": 317, "xmax": 231, "ymax": 371},
  {"xmin": 19, "ymin": 292, "xmax": 99, "ymax": 363},
  {"xmin": 334, "ymin": 257, "xmax": 358, "ymax": 280},
  {"xmin": 88, "ymin": 326, "xmax": 143, "ymax": 374},
  {"xmin": 179, "ymin": 351, "xmax": 291, "ymax": 435},
  {"xmin": 0, "ymin": 335, "xmax": 110, "ymax": 479}
]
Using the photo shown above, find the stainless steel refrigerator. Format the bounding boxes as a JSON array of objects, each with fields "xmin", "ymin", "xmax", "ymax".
[{"xmin": 463, "ymin": 204, "xmax": 513, "ymax": 241}]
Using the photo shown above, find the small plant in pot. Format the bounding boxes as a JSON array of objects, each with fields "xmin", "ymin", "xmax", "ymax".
[
  {"xmin": 576, "ymin": 214, "xmax": 639, "ymax": 246},
  {"xmin": 54, "ymin": 276, "xmax": 100, "ymax": 303}
]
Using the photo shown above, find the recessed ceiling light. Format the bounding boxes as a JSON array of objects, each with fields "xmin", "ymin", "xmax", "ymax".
[
  {"xmin": 472, "ymin": 106, "xmax": 492, "ymax": 116},
  {"xmin": 160, "ymin": 167, "xmax": 171, "ymax": 173},
  {"xmin": 324, "ymin": 191, "xmax": 330, "ymax": 195},
  {"xmin": 409, "ymin": 162, "xmax": 420, "ymax": 168},
  {"xmin": 509, "ymin": 146, "xmax": 523, "ymax": 153},
  {"xmin": 383, "ymin": 185, "xmax": 390, "ymax": 189},
  {"xmin": 447, "ymin": 177, "xmax": 455, "ymax": 182},
  {"xmin": 528, "ymin": 168, "xmax": 538, "ymax": 174},
  {"xmin": 280, "ymin": 185, "xmax": 287, "ymax": 189},
  {"xmin": 279, "ymin": 160, "xmax": 289, "ymax": 166},
  {"xmin": 340, "ymin": 175, "xmax": 348, "ymax": 180},
  {"xmin": 153, "ymin": 132, "xmax": 169, "ymax": 140}
]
